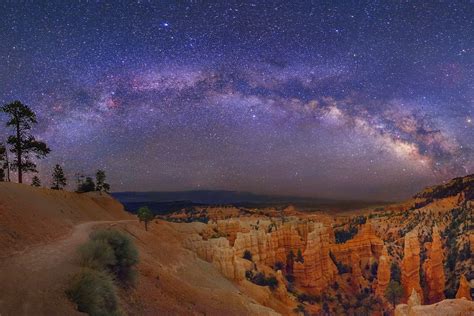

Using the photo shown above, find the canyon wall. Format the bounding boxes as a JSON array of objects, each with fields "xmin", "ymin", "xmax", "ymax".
[
  {"xmin": 184, "ymin": 219, "xmax": 336, "ymax": 290},
  {"xmin": 331, "ymin": 224, "xmax": 384, "ymax": 268}
]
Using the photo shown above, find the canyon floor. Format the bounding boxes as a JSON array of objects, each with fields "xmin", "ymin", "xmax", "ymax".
[{"xmin": 0, "ymin": 177, "xmax": 473, "ymax": 315}]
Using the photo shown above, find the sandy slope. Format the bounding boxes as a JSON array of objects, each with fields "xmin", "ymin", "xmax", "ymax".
[
  {"xmin": 0, "ymin": 220, "xmax": 135, "ymax": 316},
  {"xmin": 120, "ymin": 220, "xmax": 281, "ymax": 315},
  {"xmin": 0, "ymin": 183, "xmax": 281, "ymax": 316},
  {"xmin": 0, "ymin": 182, "xmax": 131, "ymax": 257}
]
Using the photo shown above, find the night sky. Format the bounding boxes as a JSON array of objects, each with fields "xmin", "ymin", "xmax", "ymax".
[{"xmin": 0, "ymin": 1, "xmax": 472, "ymax": 200}]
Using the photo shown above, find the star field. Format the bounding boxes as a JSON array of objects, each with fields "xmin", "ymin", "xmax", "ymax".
[{"xmin": 0, "ymin": 1, "xmax": 472, "ymax": 200}]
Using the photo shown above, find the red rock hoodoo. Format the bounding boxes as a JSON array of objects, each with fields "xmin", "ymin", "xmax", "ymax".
[
  {"xmin": 422, "ymin": 225, "xmax": 445, "ymax": 304},
  {"xmin": 401, "ymin": 229, "xmax": 423, "ymax": 303}
]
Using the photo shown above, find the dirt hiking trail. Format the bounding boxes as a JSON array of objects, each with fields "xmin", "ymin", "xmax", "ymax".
[{"xmin": 0, "ymin": 220, "xmax": 136, "ymax": 316}]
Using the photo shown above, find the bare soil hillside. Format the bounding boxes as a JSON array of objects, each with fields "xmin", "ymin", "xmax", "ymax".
[
  {"xmin": 0, "ymin": 183, "xmax": 283, "ymax": 315},
  {"xmin": 0, "ymin": 182, "xmax": 131, "ymax": 257}
]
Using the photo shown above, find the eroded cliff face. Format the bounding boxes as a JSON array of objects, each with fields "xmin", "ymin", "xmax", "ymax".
[
  {"xmin": 184, "ymin": 219, "xmax": 336, "ymax": 291},
  {"xmin": 331, "ymin": 224, "xmax": 384, "ymax": 268},
  {"xmin": 293, "ymin": 225, "xmax": 337, "ymax": 290},
  {"xmin": 331, "ymin": 223, "xmax": 384, "ymax": 290},
  {"xmin": 401, "ymin": 229, "xmax": 423, "ymax": 303},
  {"xmin": 423, "ymin": 226, "xmax": 445, "ymax": 304}
]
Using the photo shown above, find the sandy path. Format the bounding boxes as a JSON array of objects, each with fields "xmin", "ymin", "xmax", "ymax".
[{"xmin": 0, "ymin": 220, "xmax": 136, "ymax": 316}]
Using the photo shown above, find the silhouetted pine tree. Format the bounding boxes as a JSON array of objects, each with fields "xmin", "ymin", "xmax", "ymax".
[
  {"xmin": 1, "ymin": 101, "xmax": 50, "ymax": 183},
  {"xmin": 95, "ymin": 170, "xmax": 110, "ymax": 192},
  {"xmin": 51, "ymin": 164, "xmax": 67, "ymax": 190},
  {"xmin": 31, "ymin": 175, "xmax": 41, "ymax": 187},
  {"xmin": 77, "ymin": 176, "xmax": 95, "ymax": 192}
]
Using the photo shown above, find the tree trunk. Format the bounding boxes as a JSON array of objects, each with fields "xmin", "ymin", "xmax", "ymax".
[
  {"xmin": 15, "ymin": 117, "xmax": 22, "ymax": 183},
  {"xmin": 5, "ymin": 151, "xmax": 10, "ymax": 182},
  {"xmin": 145, "ymin": 221, "xmax": 148, "ymax": 231}
]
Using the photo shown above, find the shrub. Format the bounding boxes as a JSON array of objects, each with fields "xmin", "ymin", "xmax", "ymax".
[
  {"xmin": 297, "ymin": 292, "xmax": 320, "ymax": 304},
  {"xmin": 390, "ymin": 262, "xmax": 401, "ymax": 283},
  {"xmin": 274, "ymin": 261, "xmax": 285, "ymax": 271},
  {"xmin": 245, "ymin": 270, "xmax": 279, "ymax": 290},
  {"xmin": 243, "ymin": 250, "xmax": 252, "ymax": 261},
  {"xmin": 66, "ymin": 268, "xmax": 121, "ymax": 316},
  {"xmin": 293, "ymin": 304, "xmax": 308, "ymax": 315},
  {"xmin": 385, "ymin": 280, "xmax": 404, "ymax": 308},
  {"xmin": 459, "ymin": 242, "xmax": 471, "ymax": 261},
  {"xmin": 90, "ymin": 229, "xmax": 139, "ymax": 286},
  {"xmin": 77, "ymin": 177, "xmax": 96, "ymax": 193},
  {"xmin": 296, "ymin": 248, "xmax": 304, "ymax": 263},
  {"xmin": 286, "ymin": 274, "xmax": 295, "ymax": 283},
  {"xmin": 371, "ymin": 261, "xmax": 378, "ymax": 276},
  {"xmin": 79, "ymin": 239, "xmax": 116, "ymax": 271},
  {"xmin": 252, "ymin": 272, "xmax": 266, "ymax": 286},
  {"xmin": 266, "ymin": 276, "xmax": 278, "ymax": 290}
]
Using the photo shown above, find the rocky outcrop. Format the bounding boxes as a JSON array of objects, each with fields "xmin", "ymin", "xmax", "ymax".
[
  {"xmin": 331, "ymin": 223, "xmax": 384, "ymax": 290},
  {"xmin": 376, "ymin": 245, "xmax": 391, "ymax": 298},
  {"xmin": 401, "ymin": 229, "xmax": 423, "ymax": 303},
  {"xmin": 408, "ymin": 289, "xmax": 421, "ymax": 308},
  {"xmin": 216, "ymin": 219, "xmax": 249, "ymax": 245},
  {"xmin": 292, "ymin": 224, "xmax": 337, "ymax": 290},
  {"xmin": 331, "ymin": 223, "xmax": 384, "ymax": 269},
  {"xmin": 184, "ymin": 219, "xmax": 336, "ymax": 290},
  {"xmin": 423, "ymin": 226, "xmax": 445, "ymax": 304},
  {"xmin": 456, "ymin": 275, "xmax": 472, "ymax": 301},
  {"xmin": 395, "ymin": 299, "xmax": 474, "ymax": 316},
  {"xmin": 350, "ymin": 252, "xmax": 363, "ymax": 289}
]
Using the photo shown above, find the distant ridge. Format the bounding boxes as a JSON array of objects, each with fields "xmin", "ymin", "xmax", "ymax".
[{"xmin": 112, "ymin": 190, "xmax": 389, "ymax": 214}]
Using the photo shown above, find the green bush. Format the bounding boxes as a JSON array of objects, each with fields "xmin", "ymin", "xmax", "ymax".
[
  {"xmin": 293, "ymin": 304, "xmax": 308, "ymax": 315},
  {"xmin": 66, "ymin": 268, "xmax": 121, "ymax": 316},
  {"xmin": 245, "ymin": 270, "xmax": 279, "ymax": 290},
  {"xmin": 79, "ymin": 240, "xmax": 116, "ymax": 271},
  {"xmin": 390, "ymin": 262, "xmax": 401, "ymax": 283},
  {"xmin": 297, "ymin": 292, "xmax": 320, "ymax": 304},
  {"xmin": 90, "ymin": 229, "xmax": 139, "ymax": 286},
  {"xmin": 274, "ymin": 261, "xmax": 285, "ymax": 271}
]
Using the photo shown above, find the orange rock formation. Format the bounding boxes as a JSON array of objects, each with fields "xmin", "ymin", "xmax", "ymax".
[
  {"xmin": 184, "ymin": 220, "xmax": 336, "ymax": 290},
  {"xmin": 423, "ymin": 226, "xmax": 445, "ymax": 303},
  {"xmin": 375, "ymin": 245, "xmax": 391, "ymax": 298},
  {"xmin": 331, "ymin": 224, "xmax": 384, "ymax": 269},
  {"xmin": 456, "ymin": 275, "xmax": 472, "ymax": 301},
  {"xmin": 401, "ymin": 229, "xmax": 423, "ymax": 303},
  {"xmin": 331, "ymin": 223, "xmax": 384, "ymax": 289}
]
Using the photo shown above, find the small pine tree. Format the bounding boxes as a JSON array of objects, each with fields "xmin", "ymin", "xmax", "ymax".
[
  {"xmin": 31, "ymin": 175, "xmax": 41, "ymax": 187},
  {"xmin": 385, "ymin": 280, "xmax": 404, "ymax": 308},
  {"xmin": 296, "ymin": 248, "xmax": 304, "ymax": 263},
  {"xmin": 51, "ymin": 164, "xmax": 67, "ymax": 190},
  {"xmin": 77, "ymin": 177, "xmax": 95, "ymax": 193},
  {"xmin": 137, "ymin": 206, "xmax": 154, "ymax": 231},
  {"xmin": 286, "ymin": 250, "xmax": 295, "ymax": 274},
  {"xmin": 390, "ymin": 261, "xmax": 401, "ymax": 283},
  {"xmin": 95, "ymin": 170, "xmax": 110, "ymax": 192}
]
